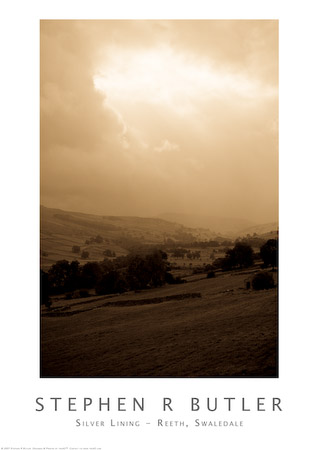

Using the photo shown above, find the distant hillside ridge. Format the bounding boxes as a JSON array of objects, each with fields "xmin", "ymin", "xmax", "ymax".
[
  {"xmin": 237, "ymin": 222, "xmax": 278, "ymax": 237},
  {"xmin": 157, "ymin": 212, "xmax": 258, "ymax": 236},
  {"xmin": 41, "ymin": 205, "xmax": 215, "ymax": 238},
  {"xmin": 40, "ymin": 205, "xmax": 216, "ymax": 269}
]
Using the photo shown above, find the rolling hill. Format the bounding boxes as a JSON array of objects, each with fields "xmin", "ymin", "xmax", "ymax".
[
  {"xmin": 40, "ymin": 206, "xmax": 215, "ymax": 269},
  {"xmin": 157, "ymin": 213, "xmax": 256, "ymax": 236},
  {"xmin": 157, "ymin": 213, "xmax": 278, "ymax": 237}
]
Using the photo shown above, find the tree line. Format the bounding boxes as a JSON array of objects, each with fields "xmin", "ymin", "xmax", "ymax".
[
  {"xmin": 40, "ymin": 239, "xmax": 278, "ymax": 306},
  {"xmin": 212, "ymin": 239, "xmax": 278, "ymax": 272},
  {"xmin": 40, "ymin": 250, "xmax": 179, "ymax": 306}
]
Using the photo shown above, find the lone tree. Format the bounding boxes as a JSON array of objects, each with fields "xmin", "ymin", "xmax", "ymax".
[
  {"xmin": 260, "ymin": 239, "xmax": 278, "ymax": 268},
  {"xmin": 72, "ymin": 245, "xmax": 81, "ymax": 253},
  {"xmin": 48, "ymin": 259, "xmax": 71, "ymax": 293},
  {"xmin": 221, "ymin": 242, "xmax": 254, "ymax": 271},
  {"xmin": 95, "ymin": 235, "xmax": 103, "ymax": 244},
  {"xmin": 81, "ymin": 250, "xmax": 89, "ymax": 259}
]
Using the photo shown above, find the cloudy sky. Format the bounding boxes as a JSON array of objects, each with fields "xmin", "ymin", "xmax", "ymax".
[{"xmin": 40, "ymin": 20, "xmax": 278, "ymax": 224}]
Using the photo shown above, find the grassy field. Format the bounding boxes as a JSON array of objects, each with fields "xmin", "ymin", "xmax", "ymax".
[{"xmin": 41, "ymin": 269, "xmax": 278, "ymax": 377}]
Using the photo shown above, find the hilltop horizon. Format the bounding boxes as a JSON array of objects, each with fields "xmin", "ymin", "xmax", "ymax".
[{"xmin": 40, "ymin": 204, "xmax": 277, "ymax": 237}]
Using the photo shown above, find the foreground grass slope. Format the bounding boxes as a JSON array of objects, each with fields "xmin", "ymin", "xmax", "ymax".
[{"xmin": 41, "ymin": 270, "xmax": 277, "ymax": 377}]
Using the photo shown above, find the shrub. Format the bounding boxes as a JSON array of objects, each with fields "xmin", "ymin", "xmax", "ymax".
[
  {"xmin": 72, "ymin": 245, "xmax": 81, "ymax": 253},
  {"xmin": 252, "ymin": 272, "xmax": 275, "ymax": 290},
  {"xmin": 173, "ymin": 276, "xmax": 185, "ymax": 284},
  {"xmin": 207, "ymin": 270, "xmax": 215, "ymax": 278},
  {"xmin": 192, "ymin": 267, "xmax": 204, "ymax": 274},
  {"xmin": 81, "ymin": 250, "xmax": 89, "ymax": 259},
  {"xmin": 79, "ymin": 289, "xmax": 90, "ymax": 298},
  {"xmin": 165, "ymin": 272, "xmax": 185, "ymax": 284},
  {"xmin": 65, "ymin": 289, "xmax": 90, "ymax": 299}
]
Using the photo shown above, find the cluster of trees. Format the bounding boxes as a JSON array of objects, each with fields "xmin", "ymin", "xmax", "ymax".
[
  {"xmin": 235, "ymin": 236, "xmax": 266, "ymax": 248},
  {"xmin": 171, "ymin": 248, "xmax": 188, "ymax": 259},
  {"xmin": 165, "ymin": 239, "xmax": 233, "ymax": 249},
  {"xmin": 85, "ymin": 235, "xmax": 104, "ymax": 245},
  {"xmin": 219, "ymin": 242, "xmax": 254, "ymax": 271},
  {"xmin": 211, "ymin": 239, "xmax": 278, "ymax": 272},
  {"xmin": 187, "ymin": 239, "xmax": 232, "ymax": 248},
  {"xmin": 173, "ymin": 231, "xmax": 196, "ymax": 243},
  {"xmin": 73, "ymin": 245, "xmax": 116, "ymax": 259},
  {"xmin": 41, "ymin": 250, "xmax": 174, "ymax": 303},
  {"xmin": 103, "ymin": 249, "xmax": 116, "ymax": 258},
  {"xmin": 186, "ymin": 250, "xmax": 201, "ymax": 260},
  {"xmin": 170, "ymin": 248, "xmax": 201, "ymax": 259},
  {"xmin": 260, "ymin": 239, "xmax": 278, "ymax": 268},
  {"xmin": 81, "ymin": 250, "xmax": 89, "ymax": 259}
]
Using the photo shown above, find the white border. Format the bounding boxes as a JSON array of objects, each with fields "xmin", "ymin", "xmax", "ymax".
[{"xmin": 1, "ymin": 0, "xmax": 318, "ymax": 448}]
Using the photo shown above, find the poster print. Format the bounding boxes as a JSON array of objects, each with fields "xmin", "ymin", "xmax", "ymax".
[
  {"xmin": 40, "ymin": 19, "xmax": 278, "ymax": 378},
  {"xmin": 1, "ymin": 3, "xmax": 317, "ymax": 449}
]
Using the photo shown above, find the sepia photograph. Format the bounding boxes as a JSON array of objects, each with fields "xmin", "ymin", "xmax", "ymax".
[{"xmin": 40, "ymin": 19, "xmax": 278, "ymax": 378}]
